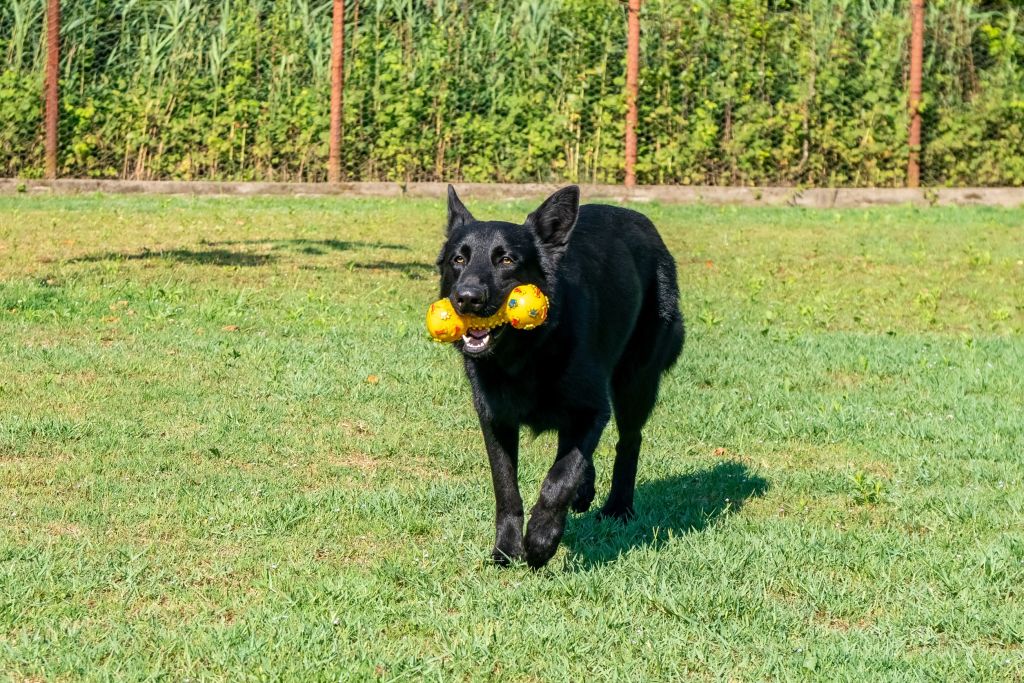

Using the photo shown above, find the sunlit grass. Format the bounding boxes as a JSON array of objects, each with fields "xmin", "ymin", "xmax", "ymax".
[{"xmin": 1, "ymin": 195, "xmax": 1022, "ymax": 679}]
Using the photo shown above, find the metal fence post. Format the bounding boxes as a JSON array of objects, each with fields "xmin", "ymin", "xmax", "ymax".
[
  {"xmin": 624, "ymin": 0, "xmax": 640, "ymax": 189},
  {"xmin": 44, "ymin": 0, "xmax": 60, "ymax": 180},
  {"xmin": 908, "ymin": 0, "xmax": 924, "ymax": 188},
  {"xmin": 329, "ymin": 0, "xmax": 346, "ymax": 183}
]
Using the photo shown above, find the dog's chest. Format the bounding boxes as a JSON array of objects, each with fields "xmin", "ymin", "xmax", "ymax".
[
  {"xmin": 515, "ymin": 378, "xmax": 568, "ymax": 432},
  {"xmin": 471, "ymin": 359, "xmax": 581, "ymax": 433}
]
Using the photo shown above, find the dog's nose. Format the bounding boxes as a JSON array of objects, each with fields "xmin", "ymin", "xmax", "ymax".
[{"xmin": 454, "ymin": 285, "xmax": 488, "ymax": 315}]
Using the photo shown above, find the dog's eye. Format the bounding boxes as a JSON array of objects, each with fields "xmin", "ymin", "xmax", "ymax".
[
  {"xmin": 499, "ymin": 256, "xmax": 514, "ymax": 266},
  {"xmin": 453, "ymin": 255, "xmax": 465, "ymax": 265}
]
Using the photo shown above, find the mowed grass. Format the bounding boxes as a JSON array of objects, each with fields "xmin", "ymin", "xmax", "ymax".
[{"xmin": 1, "ymin": 195, "xmax": 1022, "ymax": 681}]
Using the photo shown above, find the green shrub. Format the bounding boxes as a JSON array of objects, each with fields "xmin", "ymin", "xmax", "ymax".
[{"xmin": 1, "ymin": 0, "xmax": 1022, "ymax": 184}]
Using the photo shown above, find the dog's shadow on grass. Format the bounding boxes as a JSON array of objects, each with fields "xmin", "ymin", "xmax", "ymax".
[{"xmin": 563, "ymin": 461, "xmax": 768, "ymax": 569}]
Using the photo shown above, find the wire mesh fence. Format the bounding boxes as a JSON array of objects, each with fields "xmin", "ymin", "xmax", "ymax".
[{"xmin": 1, "ymin": 0, "xmax": 1023, "ymax": 186}]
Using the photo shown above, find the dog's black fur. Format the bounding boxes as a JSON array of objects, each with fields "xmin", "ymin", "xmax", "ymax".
[{"xmin": 437, "ymin": 185, "xmax": 685, "ymax": 568}]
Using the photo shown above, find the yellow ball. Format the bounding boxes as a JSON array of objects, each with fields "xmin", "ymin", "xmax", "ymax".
[
  {"xmin": 425, "ymin": 298, "xmax": 464, "ymax": 343},
  {"xmin": 505, "ymin": 284, "xmax": 549, "ymax": 330}
]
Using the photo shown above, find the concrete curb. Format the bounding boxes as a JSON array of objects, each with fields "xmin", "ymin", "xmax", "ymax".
[{"xmin": 2, "ymin": 179, "xmax": 1023, "ymax": 208}]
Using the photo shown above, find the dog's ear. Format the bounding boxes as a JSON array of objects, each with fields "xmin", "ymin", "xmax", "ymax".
[
  {"xmin": 446, "ymin": 185, "xmax": 474, "ymax": 234},
  {"xmin": 526, "ymin": 185, "xmax": 579, "ymax": 250}
]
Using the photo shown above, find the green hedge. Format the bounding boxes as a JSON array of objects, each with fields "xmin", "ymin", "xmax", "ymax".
[{"xmin": 2, "ymin": 0, "xmax": 1022, "ymax": 185}]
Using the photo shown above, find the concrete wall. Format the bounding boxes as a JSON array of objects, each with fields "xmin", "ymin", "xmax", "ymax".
[{"xmin": 2, "ymin": 179, "xmax": 1023, "ymax": 208}]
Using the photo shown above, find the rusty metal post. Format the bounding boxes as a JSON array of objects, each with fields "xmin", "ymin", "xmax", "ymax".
[
  {"xmin": 328, "ymin": 0, "xmax": 346, "ymax": 183},
  {"xmin": 908, "ymin": 0, "xmax": 924, "ymax": 188},
  {"xmin": 624, "ymin": 0, "xmax": 640, "ymax": 188},
  {"xmin": 44, "ymin": 0, "xmax": 60, "ymax": 179}
]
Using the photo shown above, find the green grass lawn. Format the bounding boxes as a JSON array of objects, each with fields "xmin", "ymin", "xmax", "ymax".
[{"xmin": 1, "ymin": 195, "xmax": 1022, "ymax": 681}]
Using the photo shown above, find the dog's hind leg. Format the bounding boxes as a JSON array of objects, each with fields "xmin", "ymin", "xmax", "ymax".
[
  {"xmin": 601, "ymin": 313, "xmax": 684, "ymax": 522},
  {"xmin": 601, "ymin": 386, "xmax": 652, "ymax": 522}
]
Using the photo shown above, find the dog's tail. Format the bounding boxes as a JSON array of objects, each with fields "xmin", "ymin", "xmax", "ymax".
[{"xmin": 656, "ymin": 256, "xmax": 686, "ymax": 369}]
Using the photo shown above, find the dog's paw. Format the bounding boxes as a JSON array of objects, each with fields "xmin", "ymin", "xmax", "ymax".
[
  {"xmin": 524, "ymin": 533, "xmax": 559, "ymax": 569},
  {"xmin": 491, "ymin": 545, "xmax": 523, "ymax": 567},
  {"xmin": 597, "ymin": 502, "xmax": 636, "ymax": 523},
  {"xmin": 524, "ymin": 507, "xmax": 566, "ymax": 569},
  {"xmin": 491, "ymin": 522, "xmax": 524, "ymax": 567}
]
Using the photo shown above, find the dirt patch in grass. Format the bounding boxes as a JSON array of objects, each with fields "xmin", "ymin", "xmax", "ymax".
[
  {"xmin": 827, "ymin": 370, "xmax": 865, "ymax": 389},
  {"xmin": 44, "ymin": 523, "xmax": 83, "ymax": 538},
  {"xmin": 321, "ymin": 450, "xmax": 447, "ymax": 483},
  {"xmin": 329, "ymin": 450, "xmax": 380, "ymax": 473},
  {"xmin": 813, "ymin": 610, "xmax": 874, "ymax": 632},
  {"xmin": 334, "ymin": 533, "xmax": 386, "ymax": 568}
]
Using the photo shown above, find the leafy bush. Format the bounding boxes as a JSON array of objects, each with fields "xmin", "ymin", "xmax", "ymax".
[{"xmin": 1, "ymin": 0, "xmax": 1022, "ymax": 184}]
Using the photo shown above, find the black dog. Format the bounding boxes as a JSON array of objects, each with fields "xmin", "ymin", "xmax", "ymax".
[{"xmin": 437, "ymin": 185, "xmax": 685, "ymax": 568}]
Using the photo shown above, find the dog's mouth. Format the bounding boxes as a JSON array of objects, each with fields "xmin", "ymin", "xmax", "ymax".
[
  {"xmin": 460, "ymin": 324, "xmax": 506, "ymax": 355},
  {"xmin": 461, "ymin": 327, "xmax": 493, "ymax": 354}
]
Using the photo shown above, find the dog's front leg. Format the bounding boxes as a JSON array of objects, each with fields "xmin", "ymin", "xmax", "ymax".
[
  {"xmin": 480, "ymin": 419, "xmax": 524, "ymax": 566},
  {"xmin": 524, "ymin": 412, "xmax": 608, "ymax": 568}
]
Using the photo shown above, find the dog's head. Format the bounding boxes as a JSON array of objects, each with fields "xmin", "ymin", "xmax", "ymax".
[{"xmin": 437, "ymin": 185, "xmax": 579, "ymax": 357}]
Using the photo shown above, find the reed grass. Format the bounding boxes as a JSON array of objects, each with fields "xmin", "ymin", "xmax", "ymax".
[{"xmin": 0, "ymin": 0, "xmax": 1022, "ymax": 184}]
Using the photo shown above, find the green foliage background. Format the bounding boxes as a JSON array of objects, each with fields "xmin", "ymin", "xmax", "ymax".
[{"xmin": 2, "ymin": 0, "xmax": 1023, "ymax": 185}]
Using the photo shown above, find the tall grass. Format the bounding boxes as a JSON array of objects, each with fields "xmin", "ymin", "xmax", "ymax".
[{"xmin": 0, "ymin": 0, "xmax": 1022, "ymax": 184}]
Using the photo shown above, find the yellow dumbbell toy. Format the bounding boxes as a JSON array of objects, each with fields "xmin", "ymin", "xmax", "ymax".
[{"xmin": 426, "ymin": 284, "xmax": 549, "ymax": 343}]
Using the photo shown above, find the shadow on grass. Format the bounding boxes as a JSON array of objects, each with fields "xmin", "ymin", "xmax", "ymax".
[
  {"xmin": 200, "ymin": 238, "xmax": 410, "ymax": 254},
  {"xmin": 563, "ymin": 460, "xmax": 769, "ymax": 568},
  {"xmin": 68, "ymin": 247, "xmax": 275, "ymax": 267},
  {"xmin": 67, "ymin": 238, "xmax": 410, "ymax": 267},
  {"xmin": 352, "ymin": 260, "xmax": 436, "ymax": 279}
]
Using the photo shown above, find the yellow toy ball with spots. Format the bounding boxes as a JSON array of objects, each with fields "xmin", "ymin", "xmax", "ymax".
[
  {"xmin": 426, "ymin": 284, "xmax": 549, "ymax": 343},
  {"xmin": 504, "ymin": 284, "xmax": 549, "ymax": 330}
]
